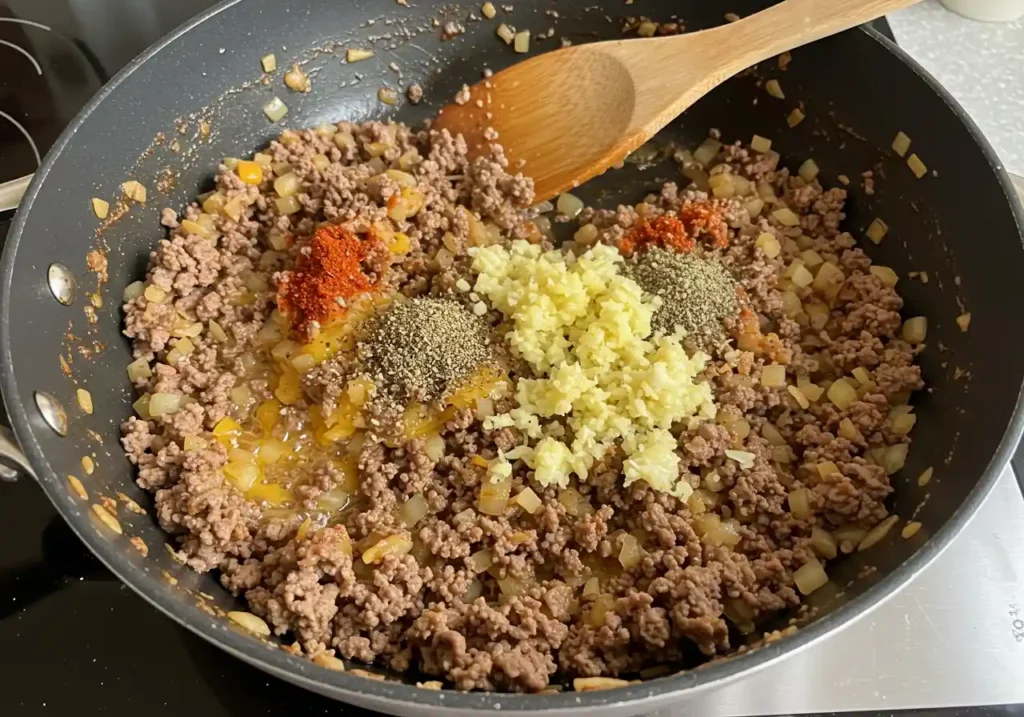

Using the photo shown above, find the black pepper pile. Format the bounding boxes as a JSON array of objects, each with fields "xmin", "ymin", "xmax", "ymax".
[
  {"xmin": 628, "ymin": 246, "xmax": 739, "ymax": 350},
  {"xmin": 357, "ymin": 297, "xmax": 495, "ymax": 406}
]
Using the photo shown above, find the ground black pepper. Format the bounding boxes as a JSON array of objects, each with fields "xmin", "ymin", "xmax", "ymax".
[
  {"xmin": 628, "ymin": 247, "xmax": 739, "ymax": 350},
  {"xmin": 357, "ymin": 297, "xmax": 494, "ymax": 406}
]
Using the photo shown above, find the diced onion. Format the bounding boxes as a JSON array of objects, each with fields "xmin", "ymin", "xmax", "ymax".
[
  {"xmin": 556, "ymin": 192, "xmax": 584, "ymax": 218},
  {"xmin": 794, "ymin": 557, "xmax": 828, "ymax": 595},
  {"xmin": 587, "ymin": 594, "xmax": 615, "ymax": 626},
  {"xmin": 467, "ymin": 549, "xmax": 494, "ymax": 574},
  {"xmin": 901, "ymin": 316, "xmax": 927, "ymax": 343},
  {"xmin": 378, "ymin": 87, "xmax": 399, "ymax": 105},
  {"xmin": 755, "ymin": 232, "xmax": 781, "ymax": 259},
  {"xmin": 838, "ymin": 417, "xmax": 860, "ymax": 441},
  {"xmin": 760, "ymin": 364, "xmax": 787, "ymax": 388},
  {"xmin": 274, "ymin": 172, "xmax": 302, "ymax": 198},
  {"xmin": 316, "ymin": 487, "xmax": 350, "ymax": 512},
  {"xmin": 866, "ymin": 218, "xmax": 888, "ymax": 244},
  {"xmin": 481, "ymin": 2, "xmax": 497, "ymax": 19},
  {"xmin": 263, "ymin": 97, "xmax": 288, "ymax": 122},
  {"xmin": 870, "ymin": 265, "xmax": 899, "ymax": 287},
  {"xmin": 815, "ymin": 461, "xmax": 840, "ymax": 480},
  {"xmin": 126, "ymin": 358, "xmax": 152, "ymax": 382},
  {"xmin": 798, "ymin": 159, "xmax": 819, "ymax": 182},
  {"xmin": 788, "ymin": 488, "xmax": 812, "ymax": 519},
  {"xmin": 812, "ymin": 262, "xmax": 845, "ymax": 302},
  {"xmin": 618, "ymin": 534, "xmax": 643, "ymax": 569},
  {"xmin": 498, "ymin": 577, "xmax": 525, "ymax": 597},
  {"xmin": 123, "ymin": 281, "xmax": 145, "ymax": 302},
  {"xmin": 707, "ymin": 173, "xmax": 733, "ymax": 198},
  {"xmin": 791, "ymin": 263, "xmax": 814, "ymax": 288},
  {"xmin": 478, "ymin": 477, "xmax": 511, "ymax": 516},
  {"xmin": 693, "ymin": 138, "xmax": 722, "ymax": 166},
  {"xmin": 76, "ymin": 388, "xmax": 94, "ymax": 414},
  {"xmin": 149, "ymin": 392, "xmax": 183, "ymax": 417},
  {"xmin": 706, "ymin": 520, "xmax": 742, "ymax": 548},
  {"xmin": 400, "ymin": 494, "xmax": 429, "ymax": 527},
  {"xmin": 765, "ymin": 79, "xmax": 785, "ymax": 99},
  {"xmin": 725, "ymin": 449, "xmax": 755, "ymax": 470},
  {"xmin": 907, "ymin": 153, "xmax": 928, "ymax": 179},
  {"xmin": 921, "ymin": 465, "xmax": 937, "ymax": 487},
  {"xmin": 902, "ymin": 521, "xmax": 922, "ymax": 539},
  {"xmin": 750, "ymin": 135, "xmax": 772, "ymax": 153},
  {"xmin": 496, "ymin": 23, "xmax": 515, "ymax": 44},
  {"xmin": 347, "ymin": 48, "xmax": 375, "ymax": 62},
  {"xmin": 361, "ymin": 534, "xmax": 413, "ymax": 564},
  {"xmin": 787, "ymin": 385, "xmax": 810, "ymax": 410},
  {"xmin": 826, "ymin": 378, "xmax": 857, "ymax": 410},
  {"xmin": 858, "ymin": 514, "xmax": 899, "ymax": 551},
  {"xmin": 772, "ymin": 207, "xmax": 800, "ymax": 227},
  {"xmin": 514, "ymin": 487, "xmax": 542, "ymax": 514},
  {"xmin": 463, "ymin": 580, "xmax": 483, "ymax": 602},
  {"xmin": 261, "ymin": 53, "xmax": 277, "ymax": 72},
  {"xmin": 883, "ymin": 444, "xmax": 908, "ymax": 475},
  {"xmin": 513, "ymin": 30, "xmax": 530, "ymax": 53},
  {"xmin": 275, "ymin": 195, "xmax": 301, "ymax": 215},
  {"xmin": 956, "ymin": 312, "xmax": 971, "ymax": 331},
  {"xmin": 761, "ymin": 422, "xmax": 786, "ymax": 445},
  {"xmin": 892, "ymin": 131, "xmax": 911, "ymax": 157},
  {"xmin": 121, "ymin": 180, "xmax": 147, "ymax": 202},
  {"xmin": 229, "ymin": 384, "xmax": 252, "ymax": 408},
  {"xmin": 810, "ymin": 526, "xmax": 838, "ymax": 559},
  {"xmin": 132, "ymin": 394, "xmax": 151, "ymax": 419},
  {"xmin": 891, "ymin": 413, "xmax": 917, "ymax": 435},
  {"xmin": 787, "ymin": 108, "xmax": 806, "ymax": 127},
  {"xmin": 702, "ymin": 470, "xmax": 725, "ymax": 492},
  {"xmin": 424, "ymin": 434, "xmax": 446, "ymax": 461},
  {"xmin": 91, "ymin": 197, "xmax": 110, "ymax": 219}
]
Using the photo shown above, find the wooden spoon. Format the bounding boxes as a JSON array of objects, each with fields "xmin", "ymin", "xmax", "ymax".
[{"xmin": 434, "ymin": 0, "xmax": 920, "ymax": 202}]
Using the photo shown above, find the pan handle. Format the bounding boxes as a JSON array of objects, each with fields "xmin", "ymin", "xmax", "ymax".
[{"xmin": 0, "ymin": 425, "xmax": 33, "ymax": 482}]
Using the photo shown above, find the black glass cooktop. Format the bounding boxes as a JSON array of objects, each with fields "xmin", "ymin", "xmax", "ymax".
[{"xmin": 11, "ymin": 4, "xmax": 1007, "ymax": 717}]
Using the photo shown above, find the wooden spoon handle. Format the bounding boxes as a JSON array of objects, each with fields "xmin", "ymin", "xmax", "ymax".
[{"xmin": 716, "ymin": 0, "xmax": 919, "ymax": 71}]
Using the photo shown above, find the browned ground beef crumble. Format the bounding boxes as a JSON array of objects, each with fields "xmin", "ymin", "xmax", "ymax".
[{"xmin": 121, "ymin": 121, "xmax": 922, "ymax": 692}]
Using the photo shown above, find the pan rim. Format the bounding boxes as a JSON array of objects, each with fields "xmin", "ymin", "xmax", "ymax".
[{"xmin": 2, "ymin": 5, "xmax": 1023, "ymax": 712}]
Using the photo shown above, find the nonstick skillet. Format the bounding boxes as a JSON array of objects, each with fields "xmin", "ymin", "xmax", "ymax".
[{"xmin": 2, "ymin": 1, "xmax": 1023, "ymax": 715}]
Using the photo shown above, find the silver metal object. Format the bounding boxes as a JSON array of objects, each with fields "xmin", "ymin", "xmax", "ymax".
[
  {"xmin": 0, "ymin": 174, "xmax": 31, "ymax": 213},
  {"xmin": 47, "ymin": 263, "xmax": 77, "ymax": 306},
  {"xmin": 33, "ymin": 390, "xmax": 68, "ymax": 436}
]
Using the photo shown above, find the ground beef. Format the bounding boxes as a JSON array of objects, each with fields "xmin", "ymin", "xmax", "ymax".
[{"xmin": 121, "ymin": 125, "xmax": 922, "ymax": 693}]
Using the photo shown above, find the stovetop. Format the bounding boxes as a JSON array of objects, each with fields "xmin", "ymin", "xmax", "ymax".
[{"xmin": 2, "ymin": 2, "xmax": 1023, "ymax": 716}]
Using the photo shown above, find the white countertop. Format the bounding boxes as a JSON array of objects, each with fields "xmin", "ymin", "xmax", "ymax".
[{"xmin": 889, "ymin": 0, "xmax": 1024, "ymax": 175}]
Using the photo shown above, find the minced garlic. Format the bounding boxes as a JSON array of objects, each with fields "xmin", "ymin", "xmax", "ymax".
[{"xmin": 471, "ymin": 241, "xmax": 716, "ymax": 494}]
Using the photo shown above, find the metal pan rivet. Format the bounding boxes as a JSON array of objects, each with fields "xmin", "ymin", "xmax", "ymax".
[
  {"xmin": 47, "ymin": 263, "xmax": 77, "ymax": 306},
  {"xmin": 34, "ymin": 391, "xmax": 68, "ymax": 436}
]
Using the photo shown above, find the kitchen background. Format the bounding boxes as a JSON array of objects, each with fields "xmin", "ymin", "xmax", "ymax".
[{"xmin": 1, "ymin": 1, "xmax": 1022, "ymax": 715}]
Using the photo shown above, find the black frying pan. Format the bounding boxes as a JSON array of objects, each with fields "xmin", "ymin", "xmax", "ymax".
[{"xmin": 2, "ymin": 0, "xmax": 1024, "ymax": 714}]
